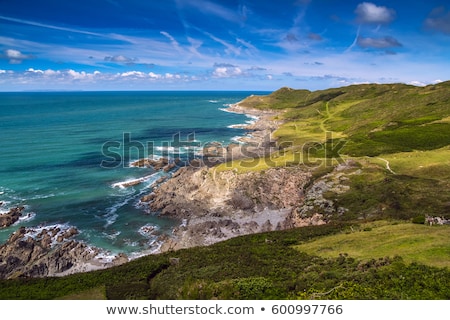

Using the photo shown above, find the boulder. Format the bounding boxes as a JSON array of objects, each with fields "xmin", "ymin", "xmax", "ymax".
[{"xmin": 0, "ymin": 206, "xmax": 24, "ymax": 228}]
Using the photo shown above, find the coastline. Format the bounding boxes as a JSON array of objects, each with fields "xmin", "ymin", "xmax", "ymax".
[
  {"xmin": 0, "ymin": 97, "xmax": 292, "ymax": 279},
  {"xmin": 145, "ymin": 101, "xmax": 307, "ymax": 253}
]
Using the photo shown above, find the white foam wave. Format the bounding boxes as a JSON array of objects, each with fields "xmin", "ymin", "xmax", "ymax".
[
  {"xmin": 227, "ymin": 124, "xmax": 247, "ymax": 129},
  {"xmin": 14, "ymin": 212, "xmax": 36, "ymax": 225},
  {"xmin": 94, "ymin": 251, "xmax": 118, "ymax": 263},
  {"xmin": 219, "ymin": 106, "xmax": 240, "ymax": 114},
  {"xmin": 154, "ymin": 146, "xmax": 200, "ymax": 154},
  {"xmin": 104, "ymin": 196, "xmax": 132, "ymax": 227},
  {"xmin": 231, "ymin": 136, "xmax": 245, "ymax": 144},
  {"xmin": 27, "ymin": 193, "xmax": 57, "ymax": 200},
  {"xmin": 138, "ymin": 224, "xmax": 160, "ymax": 238},
  {"xmin": 21, "ymin": 223, "xmax": 79, "ymax": 248},
  {"xmin": 103, "ymin": 230, "xmax": 121, "ymax": 240},
  {"xmin": 128, "ymin": 240, "xmax": 163, "ymax": 259},
  {"xmin": 111, "ymin": 173, "xmax": 159, "ymax": 189},
  {"xmin": 208, "ymin": 100, "xmax": 219, "ymax": 103}
]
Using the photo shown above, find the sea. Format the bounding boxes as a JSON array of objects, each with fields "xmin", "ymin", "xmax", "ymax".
[{"xmin": 0, "ymin": 91, "xmax": 267, "ymax": 258}]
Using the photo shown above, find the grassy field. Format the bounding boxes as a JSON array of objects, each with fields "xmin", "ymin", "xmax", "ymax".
[{"xmin": 296, "ymin": 221, "xmax": 450, "ymax": 268}]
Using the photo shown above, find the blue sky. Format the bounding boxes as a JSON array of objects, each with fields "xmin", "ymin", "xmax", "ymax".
[{"xmin": 1, "ymin": 0, "xmax": 449, "ymax": 91}]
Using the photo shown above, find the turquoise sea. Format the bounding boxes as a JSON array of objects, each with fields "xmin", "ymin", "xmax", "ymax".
[{"xmin": 0, "ymin": 91, "xmax": 265, "ymax": 257}]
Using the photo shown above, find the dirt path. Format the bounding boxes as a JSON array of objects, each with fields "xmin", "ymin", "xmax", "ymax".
[{"xmin": 377, "ymin": 157, "xmax": 396, "ymax": 174}]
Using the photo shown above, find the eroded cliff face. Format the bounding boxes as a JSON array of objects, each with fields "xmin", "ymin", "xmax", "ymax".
[{"xmin": 142, "ymin": 166, "xmax": 313, "ymax": 250}]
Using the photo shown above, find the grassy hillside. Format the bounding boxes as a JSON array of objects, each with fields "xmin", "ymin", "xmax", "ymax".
[
  {"xmin": 1, "ymin": 223, "xmax": 449, "ymax": 300},
  {"xmin": 239, "ymin": 82, "xmax": 450, "ymax": 158},
  {"xmin": 1, "ymin": 82, "xmax": 449, "ymax": 300},
  {"xmin": 296, "ymin": 221, "xmax": 450, "ymax": 268},
  {"xmin": 228, "ymin": 82, "xmax": 450, "ymax": 220}
]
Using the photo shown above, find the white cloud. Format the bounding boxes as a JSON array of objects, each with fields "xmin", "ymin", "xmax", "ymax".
[
  {"xmin": 203, "ymin": 31, "xmax": 241, "ymax": 56},
  {"xmin": 0, "ymin": 70, "xmax": 6, "ymax": 74},
  {"xmin": 120, "ymin": 71, "xmax": 146, "ymax": 78},
  {"xmin": 212, "ymin": 65, "xmax": 243, "ymax": 78},
  {"xmin": 26, "ymin": 68, "xmax": 43, "ymax": 74},
  {"xmin": 160, "ymin": 31, "xmax": 182, "ymax": 52},
  {"xmin": 176, "ymin": 0, "xmax": 241, "ymax": 23},
  {"xmin": 355, "ymin": 2, "xmax": 396, "ymax": 25},
  {"xmin": 148, "ymin": 72, "xmax": 162, "ymax": 79},
  {"xmin": 408, "ymin": 80, "xmax": 427, "ymax": 86},
  {"xmin": 3, "ymin": 49, "xmax": 34, "ymax": 64},
  {"xmin": 104, "ymin": 55, "xmax": 137, "ymax": 64}
]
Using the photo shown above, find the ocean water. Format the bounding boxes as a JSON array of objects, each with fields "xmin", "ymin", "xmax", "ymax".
[{"xmin": 0, "ymin": 91, "xmax": 265, "ymax": 257}]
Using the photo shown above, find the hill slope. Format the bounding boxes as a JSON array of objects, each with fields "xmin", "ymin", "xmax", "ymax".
[{"xmin": 1, "ymin": 82, "xmax": 449, "ymax": 299}]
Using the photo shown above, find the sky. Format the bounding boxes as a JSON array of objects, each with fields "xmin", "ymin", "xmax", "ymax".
[{"xmin": 0, "ymin": 0, "xmax": 449, "ymax": 91}]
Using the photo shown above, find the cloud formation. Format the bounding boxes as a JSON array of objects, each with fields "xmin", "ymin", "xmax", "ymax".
[
  {"xmin": 357, "ymin": 36, "xmax": 402, "ymax": 48},
  {"xmin": 2, "ymin": 49, "xmax": 34, "ymax": 64},
  {"xmin": 424, "ymin": 7, "xmax": 450, "ymax": 35},
  {"xmin": 355, "ymin": 2, "xmax": 396, "ymax": 24},
  {"xmin": 212, "ymin": 63, "xmax": 243, "ymax": 78},
  {"xmin": 104, "ymin": 55, "xmax": 137, "ymax": 65}
]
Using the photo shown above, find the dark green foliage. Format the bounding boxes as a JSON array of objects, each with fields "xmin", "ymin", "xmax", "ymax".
[
  {"xmin": 412, "ymin": 215, "xmax": 426, "ymax": 224},
  {"xmin": 331, "ymin": 171, "xmax": 450, "ymax": 220},
  {"xmin": 370, "ymin": 123, "xmax": 450, "ymax": 151},
  {"xmin": 1, "ymin": 223, "xmax": 449, "ymax": 300}
]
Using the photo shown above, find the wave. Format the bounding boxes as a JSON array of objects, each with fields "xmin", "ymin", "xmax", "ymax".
[
  {"xmin": 111, "ymin": 172, "xmax": 160, "ymax": 189},
  {"xmin": 102, "ymin": 230, "xmax": 121, "ymax": 240},
  {"xmin": 245, "ymin": 114, "xmax": 259, "ymax": 124},
  {"xmin": 14, "ymin": 212, "xmax": 36, "ymax": 225},
  {"xmin": 22, "ymin": 223, "xmax": 80, "ymax": 248},
  {"xmin": 138, "ymin": 223, "xmax": 160, "ymax": 238},
  {"xmin": 219, "ymin": 106, "xmax": 240, "ymax": 115},
  {"xmin": 231, "ymin": 136, "xmax": 246, "ymax": 144},
  {"xmin": 154, "ymin": 146, "xmax": 200, "ymax": 154},
  {"xmin": 128, "ymin": 240, "xmax": 162, "ymax": 259},
  {"xmin": 208, "ymin": 100, "xmax": 219, "ymax": 103},
  {"xmin": 227, "ymin": 123, "xmax": 247, "ymax": 129},
  {"xmin": 94, "ymin": 251, "xmax": 118, "ymax": 263}
]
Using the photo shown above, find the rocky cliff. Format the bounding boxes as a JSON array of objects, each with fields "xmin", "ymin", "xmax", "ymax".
[{"xmin": 142, "ymin": 165, "xmax": 313, "ymax": 250}]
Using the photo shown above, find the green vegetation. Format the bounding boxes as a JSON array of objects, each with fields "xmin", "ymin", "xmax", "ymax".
[
  {"xmin": 296, "ymin": 222, "xmax": 450, "ymax": 268},
  {"xmin": 1, "ymin": 82, "xmax": 449, "ymax": 299},
  {"xmin": 1, "ymin": 223, "xmax": 449, "ymax": 300}
]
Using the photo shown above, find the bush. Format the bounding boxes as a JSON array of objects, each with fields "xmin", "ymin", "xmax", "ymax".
[{"xmin": 412, "ymin": 215, "xmax": 426, "ymax": 224}]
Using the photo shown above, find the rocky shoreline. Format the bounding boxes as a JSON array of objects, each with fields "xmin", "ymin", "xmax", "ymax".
[
  {"xmin": 0, "ymin": 100, "xmax": 322, "ymax": 279},
  {"xmin": 141, "ymin": 102, "xmax": 314, "ymax": 252},
  {"xmin": 0, "ymin": 224, "xmax": 129, "ymax": 279}
]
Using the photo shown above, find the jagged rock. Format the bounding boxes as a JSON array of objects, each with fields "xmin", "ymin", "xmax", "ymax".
[
  {"xmin": 112, "ymin": 253, "xmax": 129, "ymax": 266},
  {"xmin": 0, "ymin": 206, "xmax": 25, "ymax": 228},
  {"xmin": 141, "ymin": 193, "xmax": 156, "ymax": 203},
  {"xmin": 0, "ymin": 226, "xmax": 100, "ymax": 279},
  {"xmin": 131, "ymin": 157, "xmax": 169, "ymax": 169}
]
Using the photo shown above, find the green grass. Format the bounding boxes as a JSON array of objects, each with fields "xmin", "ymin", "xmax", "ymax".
[
  {"xmin": 295, "ymin": 222, "xmax": 450, "ymax": 268},
  {"xmin": 59, "ymin": 286, "xmax": 106, "ymax": 300},
  {"xmin": 368, "ymin": 147, "xmax": 450, "ymax": 181}
]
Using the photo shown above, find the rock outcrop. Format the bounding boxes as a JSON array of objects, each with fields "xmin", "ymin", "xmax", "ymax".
[
  {"xmin": 0, "ymin": 225, "xmax": 127, "ymax": 279},
  {"xmin": 0, "ymin": 206, "xmax": 24, "ymax": 228},
  {"xmin": 144, "ymin": 166, "xmax": 313, "ymax": 250}
]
